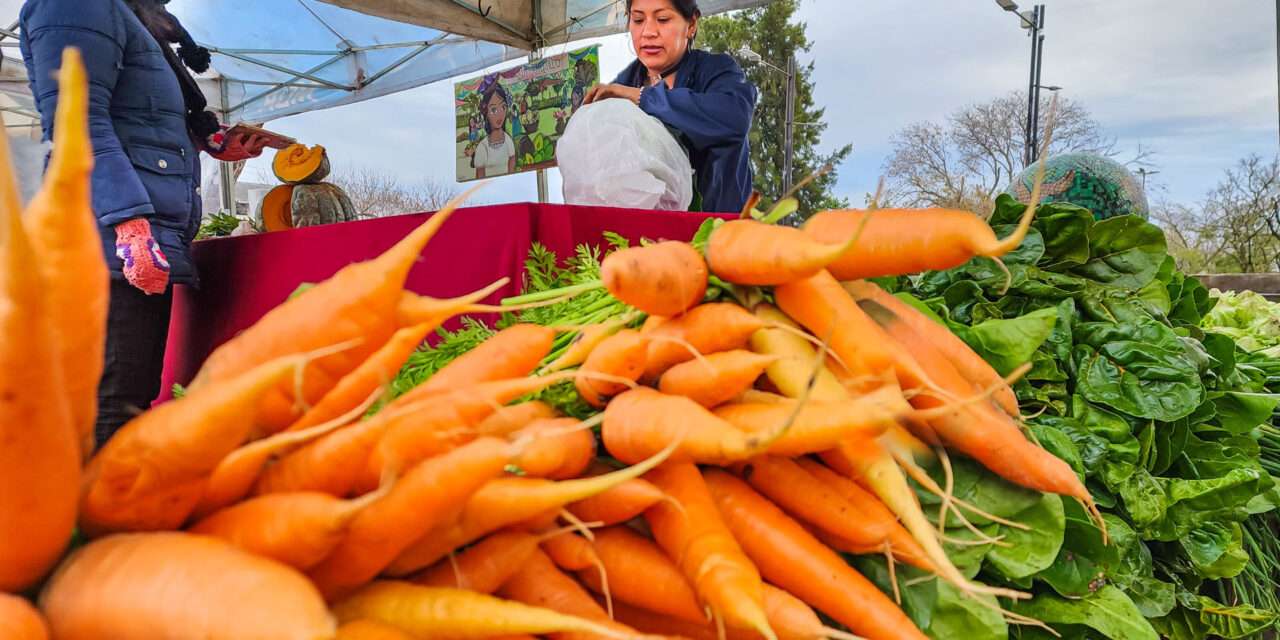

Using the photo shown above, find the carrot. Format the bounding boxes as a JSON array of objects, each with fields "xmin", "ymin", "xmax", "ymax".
[
  {"xmin": 188, "ymin": 187, "xmax": 475, "ymax": 432},
  {"xmin": 842, "ymin": 280, "xmax": 1019, "ymax": 417},
  {"xmin": 38, "ymin": 532, "xmax": 334, "ymax": 640},
  {"xmin": 575, "ymin": 525, "xmax": 705, "ymax": 624},
  {"xmin": 332, "ymin": 582, "xmax": 636, "ymax": 639},
  {"xmin": 188, "ymin": 487, "xmax": 387, "ymax": 570},
  {"xmin": 0, "ymin": 112, "xmax": 79, "ymax": 591},
  {"xmin": 644, "ymin": 303, "xmax": 765, "ymax": 381},
  {"xmin": 401, "ymin": 324, "xmax": 555, "ymax": 402},
  {"xmin": 542, "ymin": 531, "xmax": 600, "ymax": 572},
  {"xmin": 795, "ymin": 458, "xmax": 934, "ymax": 571},
  {"xmin": 702, "ymin": 470, "xmax": 927, "ymax": 640},
  {"xmin": 394, "ymin": 277, "xmax": 508, "ymax": 327},
  {"xmin": 761, "ymin": 584, "xmax": 866, "ymax": 640},
  {"xmin": 412, "ymin": 531, "xmax": 541, "ymax": 593},
  {"xmin": 282, "ymin": 322, "xmax": 436, "ymax": 434},
  {"xmin": 498, "ymin": 548, "xmax": 642, "ymax": 640},
  {"xmin": 576, "ymin": 329, "xmax": 649, "ymax": 407},
  {"xmin": 774, "ymin": 271, "xmax": 945, "ymax": 401},
  {"xmin": 510, "ymin": 418, "xmax": 597, "ymax": 479},
  {"xmin": 385, "ymin": 438, "xmax": 677, "ymax": 577},
  {"xmin": 78, "ymin": 354, "xmax": 308, "ymax": 536},
  {"xmin": 737, "ymin": 456, "xmax": 895, "ymax": 552},
  {"xmin": 566, "ymin": 462, "xmax": 666, "ymax": 526},
  {"xmin": 307, "ymin": 436, "xmax": 514, "ymax": 600},
  {"xmin": 601, "ymin": 240, "xmax": 708, "ymax": 316},
  {"xmin": 706, "ymin": 219, "xmax": 857, "ymax": 286},
  {"xmin": 710, "ymin": 390, "xmax": 899, "ymax": 457},
  {"xmin": 22, "ymin": 49, "xmax": 107, "ymax": 458},
  {"xmin": 542, "ymin": 318, "xmax": 631, "ymax": 373},
  {"xmin": 0, "ymin": 594, "xmax": 49, "ymax": 640},
  {"xmin": 260, "ymin": 373, "xmax": 572, "ymax": 498},
  {"xmin": 801, "ymin": 164, "xmax": 1042, "ymax": 280},
  {"xmin": 644, "ymin": 461, "xmax": 776, "ymax": 640},
  {"xmin": 658, "ymin": 350, "xmax": 777, "ymax": 408},
  {"xmin": 336, "ymin": 619, "xmax": 416, "ymax": 640},
  {"xmin": 190, "ymin": 390, "xmax": 379, "ymax": 519},
  {"xmin": 476, "ymin": 401, "xmax": 558, "ymax": 436},
  {"xmin": 860, "ymin": 302, "xmax": 1097, "ymax": 519},
  {"xmin": 748, "ymin": 305, "xmax": 849, "ymax": 401}
]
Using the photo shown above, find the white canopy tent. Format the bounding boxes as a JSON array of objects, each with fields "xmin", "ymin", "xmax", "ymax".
[{"xmin": 0, "ymin": 0, "xmax": 767, "ymax": 210}]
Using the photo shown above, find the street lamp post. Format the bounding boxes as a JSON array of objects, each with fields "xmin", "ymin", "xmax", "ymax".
[
  {"xmin": 737, "ymin": 46, "xmax": 798, "ymax": 192},
  {"xmin": 996, "ymin": 1, "xmax": 1048, "ymax": 166}
]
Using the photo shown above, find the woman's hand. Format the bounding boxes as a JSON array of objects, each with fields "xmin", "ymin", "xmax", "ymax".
[
  {"xmin": 206, "ymin": 127, "xmax": 270, "ymax": 162},
  {"xmin": 583, "ymin": 83, "xmax": 642, "ymax": 106}
]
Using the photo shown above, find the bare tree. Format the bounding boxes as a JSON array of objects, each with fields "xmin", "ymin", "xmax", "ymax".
[
  {"xmin": 882, "ymin": 92, "xmax": 1129, "ymax": 212},
  {"xmin": 328, "ymin": 166, "xmax": 459, "ymax": 219}
]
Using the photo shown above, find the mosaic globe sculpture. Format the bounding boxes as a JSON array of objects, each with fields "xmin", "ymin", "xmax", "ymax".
[{"xmin": 1006, "ymin": 152, "xmax": 1149, "ymax": 220}]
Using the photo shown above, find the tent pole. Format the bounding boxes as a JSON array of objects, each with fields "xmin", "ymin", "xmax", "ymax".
[
  {"xmin": 532, "ymin": 1, "xmax": 549, "ymax": 204},
  {"xmin": 218, "ymin": 78, "xmax": 237, "ymax": 218}
]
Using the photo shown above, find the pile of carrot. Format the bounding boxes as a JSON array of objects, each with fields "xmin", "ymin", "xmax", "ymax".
[{"xmin": 1, "ymin": 45, "xmax": 1094, "ymax": 640}]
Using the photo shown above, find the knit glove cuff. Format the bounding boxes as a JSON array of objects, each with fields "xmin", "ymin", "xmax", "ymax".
[{"xmin": 114, "ymin": 218, "xmax": 170, "ymax": 295}]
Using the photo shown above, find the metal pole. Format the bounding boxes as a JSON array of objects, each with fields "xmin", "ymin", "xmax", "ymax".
[
  {"xmin": 1031, "ymin": 13, "xmax": 1045, "ymax": 162},
  {"xmin": 1276, "ymin": 0, "xmax": 1279, "ymax": 148},
  {"xmin": 217, "ymin": 79, "xmax": 236, "ymax": 217},
  {"xmin": 529, "ymin": 2, "xmax": 549, "ymax": 205},
  {"xmin": 1023, "ymin": 5, "xmax": 1039, "ymax": 167},
  {"xmin": 783, "ymin": 54, "xmax": 796, "ymax": 193}
]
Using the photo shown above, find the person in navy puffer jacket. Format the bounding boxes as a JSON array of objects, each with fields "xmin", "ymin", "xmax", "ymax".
[{"xmin": 20, "ymin": 0, "xmax": 269, "ymax": 446}]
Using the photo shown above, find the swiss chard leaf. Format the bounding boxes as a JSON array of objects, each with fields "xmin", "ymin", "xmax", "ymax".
[
  {"xmin": 955, "ymin": 307, "xmax": 1059, "ymax": 376},
  {"xmin": 983, "ymin": 494, "xmax": 1066, "ymax": 580},
  {"xmin": 1012, "ymin": 585, "xmax": 1158, "ymax": 640},
  {"xmin": 1072, "ymin": 319, "xmax": 1205, "ymax": 421},
  {"xmin": 1070, "ymin": 215, "xmax": 1168, "ymax": 289}
]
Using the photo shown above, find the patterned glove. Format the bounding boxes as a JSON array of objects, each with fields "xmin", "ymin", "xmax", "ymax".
[{"xmin": 114, "ymin": 218, "xmax": 170, "ymax": 295}]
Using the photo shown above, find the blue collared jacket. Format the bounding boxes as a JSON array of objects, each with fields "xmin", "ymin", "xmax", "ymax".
[
  {"xmin": 615, "ymin": 48, "xmax": 757, "ymax": 213},
  {"xmin": 21, "ymin": 0, "xmax": 202, "ymax": 285}
]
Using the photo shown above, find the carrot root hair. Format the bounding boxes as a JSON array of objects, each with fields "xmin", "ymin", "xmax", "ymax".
[
  {"xmin": 884, "ymin": 543, "xmax": 901, "ymax": 605},
  {"xmin": 892, "ymin": 451, "xmax": 1029, "ymax": 532},
  {"xmin": 646, "ymin": 334, "xmax": 715, "ymax": 373}
]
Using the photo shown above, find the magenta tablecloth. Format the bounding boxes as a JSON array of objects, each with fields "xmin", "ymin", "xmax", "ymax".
[{"xmin": 160, "ymin": 203, "xmax": 728, "ymax": 398}]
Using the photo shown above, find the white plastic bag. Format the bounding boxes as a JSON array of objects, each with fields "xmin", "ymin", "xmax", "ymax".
[{"xmin": 557, "ymin": 98, "xmax": 693, "ymax": 211}]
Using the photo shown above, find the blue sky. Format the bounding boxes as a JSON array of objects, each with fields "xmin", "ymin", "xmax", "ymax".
[{"xmin": 231, "ymin": 0, "xmax": 1280, "ymax": 210}]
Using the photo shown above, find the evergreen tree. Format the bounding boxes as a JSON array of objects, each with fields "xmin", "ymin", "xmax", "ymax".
[{"xmin": 699, "ymin": 0, "xmax": 852, "ymax": 218}]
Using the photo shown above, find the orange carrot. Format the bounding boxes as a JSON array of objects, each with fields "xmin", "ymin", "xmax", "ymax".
[
  {"xmin": 0, "ymin": 112, "xmax": 78, "ymax": 591},
  {"xmin": 601, "ymin": 241, "xmax": 708, "ymax": 316},
  {"xmin": 282, "ymin": 322, "xmax": 435, "ymax": 434},
  {"xmin": 402, "ymin": 324, "xmax": 555, "ymax": 401},
  {"xmin": 706, "ymin": 219, "xmax": 856, "ymax": 286},
  {"xmin": 332, "ymin": 582, "xmax": 635, "ymax": 639},
  {"xmin": 394, "ymin": 278, "xmax": 508, "ymax": 327},
  {"xmin": 307, "ymin": 437, "xmax": 515, "ymax": 601},
  {"xmin": 510, "ymin": 418, "xmax": 597, "ymax": 480},
  {"xmin": 386, "ymin": 441, "xmax": 676, "ymax": 577},
  {"xmin": 78, "ymin": 354, "xmax": 308, "ymax": 536},
  {"xmin": 542, "ymin": 318, "xmax": 630, "ymax": 373},
  {"xmin": 476, "ymin": 401, "xmax": 558, "ymax": 436},
  {"xmin": 702, "ymin": 470, "xmax": 927, "ymax": 640},
  {"xmin": 22, "ymin": 49, "xmax": 107, "ymax": 458},
  {"xmin": 190, "ymin": 391, "xmax": 377, "ymax": 519},
  {"xmin": 566, "ymin": 463, "xmax": 666, "ymax": 527},
  {"xmin": 802, "ymin": 185, "xmax": 1040, "ymax": 280},
  {"xmin": 710, "ymin": 390, "xmax": 898, "ymax": 457},
  {"xmin": 336, "ymin": 619, "xmax": 416, "ymax": 640},
  {"xmin": 498, "ymin": 548, "xmax": 641, "ymax": 640},
  {"xmin": 412, "ymin": 531, "xmax": 541, "ymax": 593},
  {"xmin": 0, "ymin": 594, "xmax": 49, "ymax": 640},
  {"xmin": 188, "ymin": 488, "xmax": 386, "ymax": 570},
  {"xmin": 576, "ymin": 329, "xmax": 648, "ymax": 407},
  {"xmin": 760, "ymin": 584, "xmax": 866, "ymax": 640},
  {"xmin": 38, "ymin": 532, "xmax": 334, "ymax": 640},
  {"xmin": 645, "ymin": 462, "xmax": 776, "ymax": 639},
  {"xmin": 795, "ymin": 458, "xmax": 933, "ymax": 571},
  {"xmin": 611, "ymin": 601, "xmax": 751, "ymax": 640},
  {"xmin": 576, "ymin": 525, "xmax": 706, "ymax": 624},
  {"xmin": 188, "ymin": 187, "xmax": 475, "ymax": 432},
  {"xmin": 658, "ymin": 350, "xmax": 777, "ymax": 408},
  {"xmin": 842, "ymin": 280, "xmax": 1019, "ymax": 417},
  {"xmin": 644, "ymin": 303, "xmax": 765, "ymax": 381},
  {"xmin": 737, "ymin": 456, "xmax": 894, "ymax": 551},
  {"xmin": 774, "ymin": 270, "xmax": 944, "ymax": 400},
  {"xmin": 542, "ymin": 532, "xmax": 599, "ymax": 572}
]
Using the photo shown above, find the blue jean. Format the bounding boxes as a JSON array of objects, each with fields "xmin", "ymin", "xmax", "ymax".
[{"xmin": 94, "ymin": 278, "xmax": 172, "ymax": 448}]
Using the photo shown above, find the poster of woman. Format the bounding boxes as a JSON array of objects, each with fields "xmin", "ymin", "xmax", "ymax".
[{"xmin": 455, "ymin": 46, "xmax": 599, "ymax": 182}]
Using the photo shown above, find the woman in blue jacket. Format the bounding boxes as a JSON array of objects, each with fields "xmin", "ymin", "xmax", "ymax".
[
  {"xmin": 585, "ymin": 0, "xmax": 757, "ymax": 213},
  {"xmin": 21, "ymin": 0, "xmax": 267, "ymax": 446}
]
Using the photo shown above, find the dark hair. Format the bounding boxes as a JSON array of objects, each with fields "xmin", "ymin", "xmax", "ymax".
[
  {"xmin": 480, "ymin": 82, "xmax": 512, "ymax": 134},
  {"xmin": 625, "ymin": 0, "xmax": 701, "ymax": 20}
]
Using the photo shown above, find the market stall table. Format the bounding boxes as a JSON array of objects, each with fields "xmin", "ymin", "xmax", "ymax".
[{"xmin": 160, "ymin": 202, "xmax": 728, "ymax": 398}]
